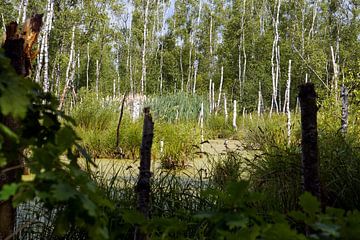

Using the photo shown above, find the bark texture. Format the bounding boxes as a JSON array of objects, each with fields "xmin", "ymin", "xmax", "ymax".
[
  {"xmin": 1, "ymin": 15, "xmax": 43, "ymax": 240},
  {"xmin": 298, "ymin": 83, "xmax": 320, "ymax": 199},
  {"xmin": 135, "ymin": 107, "xmax": 154, "ymax": 240}
]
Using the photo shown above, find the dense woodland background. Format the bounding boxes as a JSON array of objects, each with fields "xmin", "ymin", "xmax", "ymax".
[
  {"xmin": 1, "ymin": 0, "xmax": 359, "ymax": 110},
  {"xmin": 0, "ymin": 1, "xmax": 360, "ymax": 239}
]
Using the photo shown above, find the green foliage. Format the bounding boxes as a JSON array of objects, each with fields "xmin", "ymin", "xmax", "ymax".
[
  {"xmin": 0, "ymin": 50, "xmax": 112, "ymax": 239},
  {"xmin": 155, "ymin": 121, "xmax": 199, "ymax": 169},
  {"xmin": 205, "ymin": 115, "xmax": 235, "ymax": 139}
]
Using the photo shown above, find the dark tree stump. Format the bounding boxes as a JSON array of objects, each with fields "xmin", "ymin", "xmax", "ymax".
[
  {"xmin": 134, "ymin": 107, "xmax": 154, "ymax": 240},
  {"xmin": 298, "ymin": 83, "xmax": 321, "ymax": 200},
  {"xmin": 0, "ymin": 15, "xmax": 42, "ymax": 240}
]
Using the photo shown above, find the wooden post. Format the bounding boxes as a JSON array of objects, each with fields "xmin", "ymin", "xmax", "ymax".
[
  {"xmin": 299, "ymin": 83, "xmax": 320, "ymax": 199},
  {"xmin": 341, "ymin": 85, "xmax": 348, "ymax": 134},
  {"xmin": 135, "ymin": 107, "xmax": 154, "ymax": 240}
]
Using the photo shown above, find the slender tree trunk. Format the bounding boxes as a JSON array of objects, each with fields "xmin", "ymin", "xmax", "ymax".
[
  {"xmin": 209, "ymin": 79, "xmax": 212, "ymax": 113},
  {"xmin": 241, "ymin": 0, "xmax": 247, "ymax": 95},
  {"xmin": 216, "ymin": 66, "xmax": 224, "ymax": 112},
  {"xmin": 58, "ymin": 26, "xmax": 75, "ymax": 110},
  {"xmin": 285, "ymin": 60, "xmax": 292, "ymax": 145},
  {"xmin": 299, "ymin": 83, "xmax": 320, "ymax": 200},
  {"xmin": 96, "ymin": 59, "xmax": 99, "ymax": 99},
  {"xmin": 35, "ymin": 33, "xmax": 45, "ymax": 83},
  {"xmin": 140, "ymin": 0, "xmax": 150, "ymax": 95},
  {"xmin": 330, "ymin": 46, "xmax": 339, "ymax": 100},
  {"xmin": 212, "ymin": 82, "xmax": 215, "ymax": 113},
  {"xmin": 257, "ymin": 82, "xmax": 264, "ymax": 116},
  {"xmin": 17, "ymin": 0, "xmax": 24, "ymax": 23},
  {"xmin": 45, "ymin": 0, "xmax": 54, "ymax": 92},
  {"xmin": 21, "ymin": 0, "xmax": 28, "ymax": 26},
  {"xmin": 86, "ymin": 42, "xmax": 90, "ymax": 90},
  {"xmin": 1, "ymin": 14, "xmax": 6, "ymax": 32},
  {"xmin": 224, "ymin": 93, "xmax": 228, "ymax": 122},
  {"xmin": 232, "ymin": 100, "xmax": 237, "ymax": 130},
  {"xmin": 116, "ymin": 93, "xmax": 128, "ymax": 149},
  {"xmin": 341, "ymin": 85, "xmax": 348, "ymax": 134},
  {"xmin": 186, "ymin": 35, "xmax": 193, "ymax": 92},
  {"xmin": 192, "ymin": 61, "xmax": 198, "ymax": 95},
  {"xmin": 159, "ymin": 43, "xmax": 163, "ymax": 95},
  {"xmin": 179, "ymin": 45, "xmax": 184, "ymax": 92},
  {"xmin": 199, "ymin": 102, "xmax": 204, "ymax": 152},
  {"xmin": 209, "ymin": 7, "xmax": 214, "ymax": 93},
  {"xmin": 270, "ymin": 0, "xmax": 281, "ymax": 115},
  {"xmin": 308, "ymin": 0, "xmax": 318, "ymax": 39}
]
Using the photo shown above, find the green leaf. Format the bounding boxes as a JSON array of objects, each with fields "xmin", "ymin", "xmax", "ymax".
[
  {"xmin": 51, "ymin": 183, "xmax": 77, "ymax": 201},
  {"xmin": 81, "ymin": 195, "xmax": 97, "ymax": 217},
  {"xmin": 0, "ymin": 183, "xmax": 18, "ymax": 201},
  {"xmin": 299, "ymin": 192, "xmax": 320, "ymax": 216},
  {"xmin": 0, "ymin": 123, "xmax": 18, "ymax": 142},
  {"xmin": 0, "ymin": 82, "xmax": 29, "ymax": 118}
]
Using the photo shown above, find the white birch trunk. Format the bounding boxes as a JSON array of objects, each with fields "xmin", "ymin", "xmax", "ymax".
[
  {"xmin": 216, "ymin": 66, "xmax": 224, "ymax": 111},
  {"xmin": 140, "ymin": 0, "xmax": 150, "ymax": 95},
  {"xmin": 86, "ymin": 43, "xmax": 90, "ymax": 90},
  {"xmin": 224, "ymin": 93, "xmax": 228, "ymax": 122},
  {"xmin": 232, "ymin": 100, "xmax": 237, "ymax": 130},
  {"xmin": 330, "ymin": 45, "xmax": 339, "ymax": 99},
  {"xmin": 160, "ymin": 43, "xmax": 163, "ymax": 95},
  {"xmin": 96, "ymin": 59, "xmax": 99, "ymax": 99},
  {"xmin": 1, "ymin": 13, "xmax": 6, "ymax": 32},
  {"xmin": 43, "ymin": 0, "xmax": 54, "ymax": 92},
  {"xmin": 241, "ymin": 0, "xmax": 247, "ymax": 91},
  {"xmin": 35, "ymin": 34, "xmax": 45, "ymax": 83},
  {"xmin": 187, "ymin": 34, "xmax": 193, "ymax": 92},
  {"xmin": 212, "ymin": 82, "xmax": 215, "ymax": 113},
  {"xmin": 192, "ymin": 61, "xmax": 198, "ymax": 95},
  {"xmin": 180, "ymin": 45, "xmax": 184, "ymax": 92},
  {"xmin": 257, "ymin": 81, "xmax": 264, "ymax": 116},
  {"xmin": 285, "ymin": 60, "xmax": 292, "ymax": 145},
  {"xmin": 116, "ymin": 51, "xmax": 120, "ymax": 98},
  {"xmin": 17, "ymin": 0, "xmax": 24, "ymax": 24},
  {"xmin": 308, "ymin": 0, "xmax": 318, "ymax": 39},
  {"xmin": 21, "ymin": 0, "xmax": 28, "ymax": 24},
  {"xmin": 58, "ymin": 26, "xmax": 75, "ymax": 110},
  {"xmin": 209, "ymin": 79, "xmax": 212, "ymax": 113},
  {"xmin": 270, "ymin": 0, "xmax": 281, "ymax": 115}
]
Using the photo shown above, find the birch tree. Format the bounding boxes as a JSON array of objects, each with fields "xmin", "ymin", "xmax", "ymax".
[{"xmin": 140, "ymin": 0, "xmax": 150, "ymax": 95}]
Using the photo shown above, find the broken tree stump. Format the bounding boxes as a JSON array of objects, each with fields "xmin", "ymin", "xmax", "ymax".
[
  {"xmin": 0, "ymin": 14, "xmax": 43, "ymax": 240},
  {"xmin": 298, "ymin": 83, "xmax": 321, "ymax": 200},
  {"xmin": 134, "ymin": 107, "xmax": 154, "ymax": 240}
]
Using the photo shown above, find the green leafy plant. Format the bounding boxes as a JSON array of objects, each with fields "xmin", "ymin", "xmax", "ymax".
[{"xmin": 0, "ymin": 50, "xmax": 112, "ymax": 239}]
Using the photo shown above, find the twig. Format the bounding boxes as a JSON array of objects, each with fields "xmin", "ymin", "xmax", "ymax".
[{"xmin": 116, "ymin": 92, "xmax": 128, "ymax": 148}]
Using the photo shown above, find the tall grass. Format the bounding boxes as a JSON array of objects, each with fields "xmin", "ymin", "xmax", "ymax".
[{"xmin": 146, "ymin": 92, "xmax": 208, "ymax": 123}]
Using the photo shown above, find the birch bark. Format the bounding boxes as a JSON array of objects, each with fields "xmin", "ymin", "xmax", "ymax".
[
  {"xmin": 58, "ymin": 26, "xmax": 75, "ymax": 110},
  {"xmin": 140, "ymin": 0, "xmax": 150, "ymax": 95}
]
